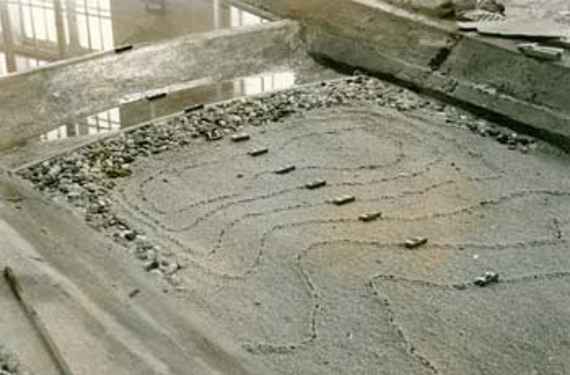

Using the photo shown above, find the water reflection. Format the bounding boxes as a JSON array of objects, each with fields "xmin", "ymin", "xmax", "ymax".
[
  {"xmin": 0, "ymin": 0, "xmax": 268, "ymax": 76},
  {"xmin": 40, "ymin": 71, "xmax": 296, "ymax": 142}
]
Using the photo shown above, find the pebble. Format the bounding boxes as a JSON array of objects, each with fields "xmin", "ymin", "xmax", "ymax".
[
  {"xmin": 144, "ymin": 260, "xmax": 159, "ymax": 272},
  {"xmin": 123, "ymin": 230, "xmax": 137, "ymax": 241}
]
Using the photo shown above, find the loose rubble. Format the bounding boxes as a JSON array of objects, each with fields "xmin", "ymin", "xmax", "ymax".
[{"xmin": 19, "ymin": 75, "xmax": 537, "ymax": 287}]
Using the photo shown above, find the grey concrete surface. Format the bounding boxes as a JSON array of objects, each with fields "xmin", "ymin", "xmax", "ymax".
[
  {"xmin": 98, "ymin": 105, "xmax": 570, "ymax": 375},
  {"xmin": 12, "ymin": 76, "xmax": 570, "ymax": 375},
  {"xmin": 0, "ymin": 20, "xmax": 308, "ymax": 151}
]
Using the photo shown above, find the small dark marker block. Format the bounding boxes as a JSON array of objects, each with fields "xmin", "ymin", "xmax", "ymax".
[
  {"xmin": 404, "ymin": 237, "xmax": 428, "ymax": 249},
  {"xmin": 184, "ymin": 104, "xmax": 205, "ymax": 113},
  {"xmin": 146, "ymin": 92, "xmax": 167, "ymax": 101},
  {"xmin": 305, "ymin": 179, "xmax": 327, "ymax": 190},
  {"xmin": 231, "ymin": 133, "xmax": 251, "ymax": 142},
  {"xmin": 332, "ymin": 195, "xmax": 356, "ymax": 205},
  {"xmin": 359, "ymin": 211, "xmax": 383, "ymax": 222},
  {"xmin": 115, "ymin": 44, "xmax": 133, "ymax": 53},
  {"xmin": 275, "ymin": 165, "xmax": 296, "ymax": 175},
  {"xmin": 248, "ymin": 148, "xmax": 269, "ymax": 157}
]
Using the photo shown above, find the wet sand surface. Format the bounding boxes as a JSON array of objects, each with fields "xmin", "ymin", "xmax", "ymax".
[{"xmin": 12, "ymin": 76, "xmax": 570, "ymax": 375}]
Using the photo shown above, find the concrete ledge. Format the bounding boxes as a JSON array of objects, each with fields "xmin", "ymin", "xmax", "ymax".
[
  {"xmin": 240, "ymin": 0, "xmax": 570, "ymax": 149},
  {"xmin": 0, "ymin": 20, "xmax": 302, "ymax": 151}
]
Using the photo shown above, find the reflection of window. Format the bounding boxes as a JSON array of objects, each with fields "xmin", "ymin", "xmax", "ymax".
[
  {"xmin": 86, "ymin": 107, "xmax": 120, "ymax": 135},
  {"xmin": 230, "ymin": 6, "xmax": 267, "ymax": 28},
  {"xmin": 66, "ymin": 0, "xmax": 113, "ymax": 50},
  {"xmin": 40, "ymin": 107, "xmax": 121, "ymax": 142},
  {"xmin": 15, "ymin": 54, "xmax": 47, "ymax": 70},
  {"xmin": 241, "ymin": 72, "xmax": 296, "ymax": 96},
  {"xmin": 41, "ymin": 124, "xmax": 67, "ymax": 142}
]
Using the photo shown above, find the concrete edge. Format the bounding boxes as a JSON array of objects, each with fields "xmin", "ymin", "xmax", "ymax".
[
  {"xmin": 0, "ymin": 20, "xmax": 291, "ymax": 83},
  {"xmin": 240, "ymin": 0, "xmax": 570, "ymax": 151}
]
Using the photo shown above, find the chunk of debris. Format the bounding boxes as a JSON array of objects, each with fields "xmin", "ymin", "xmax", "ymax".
[
  {"xmin": 359, "ymin": 211, "xmax": 383, "ymax": 222},
  {"xmin": 305, "ymin": 179, "xmax": 327, "ymax": 190},
  {"xmin": 128, "ymin": 289, "xmax": 141, "ymax": 298},
  {"xmin": 331, "ymin": 195, "xmax": 356, "ymax": 206},
  {"xmin": 248, "ymin": 147, "xmax": 269, "ymax": 157},
  {"xmin": 518, "ymin": 43, "xmax": 563, "ymax": 61},
  {"xmin": 474, "ymin": 271, "xmax": 500, "ymax": 287},
  {"xmin": 404, "ymin": 237, "xmax": 428, "ymax": 249},
  {"xmin": 274, "ymin": 165, "xmax": 296, "ymax": 175},
  {"xmin": 231, "ymin": 133, "xmax": 251, "ymax": 142}
]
